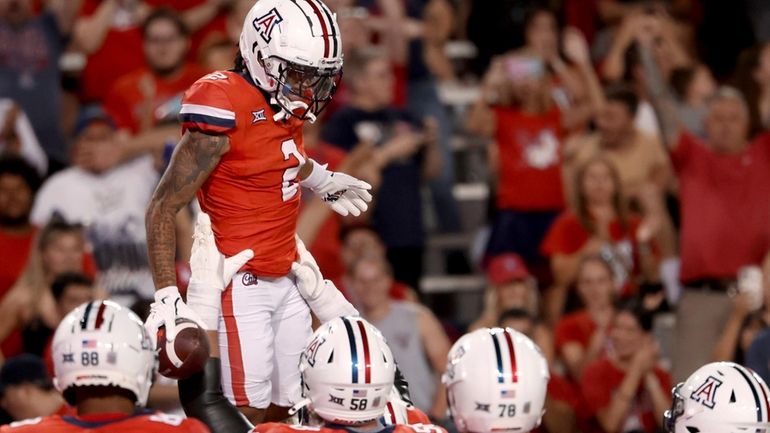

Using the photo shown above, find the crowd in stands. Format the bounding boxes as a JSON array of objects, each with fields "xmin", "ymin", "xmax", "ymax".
[{"xmin": 2, "ymin": 0, "xmax": 770, "ymax": 432}]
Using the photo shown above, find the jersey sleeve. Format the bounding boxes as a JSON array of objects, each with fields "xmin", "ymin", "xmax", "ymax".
[{"xmin": 179, "ymin": 78, "xmax": 236, "ymax": 135}]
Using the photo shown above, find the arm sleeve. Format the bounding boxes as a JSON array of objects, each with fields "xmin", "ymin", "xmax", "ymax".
[
  {"xmin": 178, "ymin": 357, "xmax": 253, "ymax": 433},
  {"xmin": 179, "ymin": 80, "xmax": 237, "ymax": 135},
  {"xmin": 668, "ymin": 132, "xmax": 698, "ymax": 173}
]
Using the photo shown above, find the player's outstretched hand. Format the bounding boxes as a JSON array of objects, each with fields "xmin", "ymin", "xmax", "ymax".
[
  {"xmin": 186, "ymin": 212, "xmax": 254, "ymax": 330},
  {"xmin": 291, "ymin": 235, "xmax": 359, "ymax": 322},
  {"xmin": 301, "ymin": 160, "xmax": 373, "ymax": 217}
]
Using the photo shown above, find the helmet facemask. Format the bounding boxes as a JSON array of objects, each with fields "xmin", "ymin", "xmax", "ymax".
[
  {"xmin": 263, "ymin": 56, "xmax": 341, "ymax": 123},
  {"xmin": 663, "ymin": 383, "xmax": 685, "ymax": 433}
]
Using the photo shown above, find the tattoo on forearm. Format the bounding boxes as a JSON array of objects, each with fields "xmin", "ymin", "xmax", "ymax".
[
  {"xmin": 639, "ymin": 43, "xmax": 682, "ymax": 146},
  {"xmin": 146, "ymin": 131, "xmax": 229, "ymax": 289}
]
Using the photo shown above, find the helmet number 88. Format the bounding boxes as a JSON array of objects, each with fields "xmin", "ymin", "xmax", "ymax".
[
  {"xmin": 350, "ymin": 398, "xmax": 368, "ymax": 411},
  {"xmin": 81, "ymin": 352, "xmax": 99, "ymax": 366},
  {"xmin": 498, "ymin": 404, "xmax": 516, "ymax": 417}
]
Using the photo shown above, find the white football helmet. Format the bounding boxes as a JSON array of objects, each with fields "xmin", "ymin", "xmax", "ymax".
[
  {"xmin": 52, "ymin": 301, "xmax": 156, "ymax": 406},
  {"xmin": 295, "ymin": 316, "xmax": 395, "ymax": 425},
  {"xmin": 239, "ymin": 0, "xmax": 343, "ymax": 122},
  {"xmin": 664, "ymin": 362, "xmax": 770, "ymax": 433},
  {"xmin": 443, "ymin": 328, "xmax": 550, "ymax": 433}
]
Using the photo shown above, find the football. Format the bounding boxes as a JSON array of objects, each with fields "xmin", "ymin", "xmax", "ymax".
[{"xmin": 157, "ymin": 318, "xmax": 210, "ymax": 380}]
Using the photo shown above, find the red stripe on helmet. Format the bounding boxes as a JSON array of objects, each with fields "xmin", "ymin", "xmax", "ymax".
[
  {"xmin": 94, "ymin": 302, "xmax": 107, "ymax": 329},
  {"xmin": 304, "ymin": 0, "xmax": 330, "ymax": 58},
  {"xmin": 504, "ymin": 330, "xmax": 518, "ymax": 383},
  {"xmin": 356, "ymin": 320, "xmax": 372, "ymax": 384}
]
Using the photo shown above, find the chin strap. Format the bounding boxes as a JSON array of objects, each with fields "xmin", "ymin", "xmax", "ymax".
[{"xmin": 271, "ymin": 95, "xmax": 317, "ymax": 123}]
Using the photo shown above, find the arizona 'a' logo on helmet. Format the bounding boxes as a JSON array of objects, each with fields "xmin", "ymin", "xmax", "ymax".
[
  {"xmin": 690, "ymin": 375, "xmax": 723, "ymax": 409},
  {"xmin": 253, "ymin": 8, "xmax": 283, "ymax": 43}
]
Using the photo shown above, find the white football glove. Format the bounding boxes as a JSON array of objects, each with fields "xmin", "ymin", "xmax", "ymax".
[
  {"xmin": 186, "ymin": 212, "xmax": 254, "ymax": 330},
  {"xmin": 145, "ymin": 286, "xmax": 208, "ymax": 351},
  {"xmin": 291, "ymin": 235, "xmax": 359, "ymax": 322},
  {"xmin": 300, "ymin": 160, "xmax": 372, "ymax": 217}
]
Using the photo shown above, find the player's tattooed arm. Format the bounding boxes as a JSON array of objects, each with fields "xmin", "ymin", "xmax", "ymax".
[{"xmin": 146, "ymin": 131, "xmax": 230, "ymax": 289}]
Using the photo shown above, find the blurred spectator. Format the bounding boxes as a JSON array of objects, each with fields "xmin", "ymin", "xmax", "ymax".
[
  {"xmin": 0, "ymin": 219, "xmax": 92, "ymax": 363},
  {"xmin": 541, "ymin": 158, "xmax": 657, "ymax": 322},
  {"xmin": 603, "ymin": 11, "xmax": 691, "ymax": 137},
  {"xmin": 466, "ymin": 27, "xmax": 598, "ymax": 283},
  {"xmin": 74, "ymin": 0, "xmax": 150, "ymax": 102},
  {"xmin": 337, "ymin": 225, "xmax": 418, "ymax": 303},
  {"xmin": 0, "ymin": 354, "xmax": 72, "ymax": 421},
  {"xmin": 0, "ymin": 99, "xmax": 46, "ymax": 175},
  {"xmin": 563, "ymin": 85, "xmax": 671, "ymax": 206},
  {"xmin": 641, "ymin": 33, "xmax": 770, "ymax": 380},
  {"xmin": 469, "ymin": 253, "xmax": 554, "ymax": 365},
  {"xmin": 349, "ymin": 256, "xmax": 450, "ymax": 420},
  {"xmin": 0, "ymin": 157, "xmax": 40, "ymax": 297},
  {"xmin": 563, "ymin": 84, "xmax": 674, "ymax": 267},
  {"xmin": 733, "ymin": 42, "xmax": 770, "ymax": 137},
  {"xmin": 555, "ymin": 255, "xmax": 615, "ymax": 381},
  {"xmin": 322, "ymin": 48, "xmax": 441, "ymax": 290},
  {"xmin": 42, "ymin": 272, "xmax": 96, "ymax": 375},
  {"xmin": 30, "ymin": 107, "xmax": 190, "ymax": 306},
  {"xmin": 580, "ymin": 300, "xmax": 671, "ymax": 433},
  {"xmin": 0, "ymin": 0, "xmax": 79, "ymax": 167},
  {"xmin": 103, "ymin": 8, "xmax": 206, "ymax": 134},
  {"xmin": 669, "ymin": 64, "xmax": 717, "ymax": 137}
]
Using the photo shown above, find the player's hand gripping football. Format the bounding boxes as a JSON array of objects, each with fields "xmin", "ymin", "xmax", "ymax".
[
  {"xmin": 291, "ymin": 235, "xmax": 359, "ymax": 322},
  {"xmin": 301, "ymin": 160, "xmax": 373, "ymax": 217}
]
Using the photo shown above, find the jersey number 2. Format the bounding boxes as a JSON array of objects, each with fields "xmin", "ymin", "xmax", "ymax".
[{"xmin": 281, "ymin": 139, "xmax": 306, "ymax": 201}]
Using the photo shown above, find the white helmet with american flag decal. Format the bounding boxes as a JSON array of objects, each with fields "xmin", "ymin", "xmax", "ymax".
[
  {"xmin": 664, "ymin": 362, "xmax": 770, "ymax": 433},
  {"xmin": 52, "ymin": 301, "xmax": 156, "ymax": 407},
  {"xmin": 294, "ymin": 316, "xmax": 395, "ymax": 424},
  {"xmin": 239, "ymin": 0, "xmax": 342, "ymax": 122},
  {"xmin": 443, "ymin": 328, "xmax": 549, "ymax": 433}
]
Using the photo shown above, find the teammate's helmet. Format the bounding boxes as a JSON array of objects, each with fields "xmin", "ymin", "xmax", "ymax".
[
  {"xmin": 664, "ymin": 362, "xmax": 770, "ymax": 433},
  {"xmin": 52, "ymin": 301, "xmax": 156, "ymax": 406},
  {"xmin": 443, "ymin": 328, "xmax": 549, "ymax": 433},
  {"xmin": 239, "ymin": 0, "xmax": 342, "ymax": 122},
  {"xmin": 298, "ymin": 316, "xmax": 395, "ymax": 424}
]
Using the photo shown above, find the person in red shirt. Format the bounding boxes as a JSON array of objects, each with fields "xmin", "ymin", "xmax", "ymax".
[
  {"xmin": 555, "ymin": 255, "xmax": 616, "ymax": 381},
  {"xmin": 0, "ymin": 158, "xmax": 40, "ymax": 298},
  {"xmin": 103, "ymin": 8, "xmax": 207, "ymax": 134},
  {"xmin": 640, "ymin": 33, "xmax": 770, "ymax": 381},
  {"xmin": 580, "ymin": 301, "xmax": 672, "ymax": 433},
  {"xmin": 541, "ymin": 158, "xmax": 657, "ymax": 321},
  {"xmin": 466, "ymin": 38, "xmax": 597, "ymax": 285},
  {"xmin": 0, "ymin": 354, "xmax": 73, "ymax": 423}
]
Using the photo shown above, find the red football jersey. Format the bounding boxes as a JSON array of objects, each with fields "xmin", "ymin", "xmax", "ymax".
[
  {"xmin": 252, "ymin": 422, "xmax": 446, "ymax": 433},
  {"xmin": 180, "ymin": 70, "xmax": 307, "ymax": 276},
  {"xmin": 0, "ymin": 411, "xmax": 209, "ymax": 433}
]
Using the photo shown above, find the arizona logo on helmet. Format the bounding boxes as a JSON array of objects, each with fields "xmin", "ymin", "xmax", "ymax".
[
  {"xmin": 254, "ymin": 8, "xmax": 283, "ymax": 43},
  {"xmin": 690, "ymin": 375, "xmax": 723, "ymax": 409}
]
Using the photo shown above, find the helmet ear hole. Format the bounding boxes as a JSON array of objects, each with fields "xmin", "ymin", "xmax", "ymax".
[{"xmin": 327, "ymin": 350, "xmax": 334, "ymax": 363}]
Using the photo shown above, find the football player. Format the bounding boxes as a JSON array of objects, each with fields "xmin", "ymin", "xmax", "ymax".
[
  {"xmin": 144, "ymin": 0, "xmax": 371, "ymax": 424},
  {"xmin": 442, "ymin": 327, "xmax": 550, "ymax": 433},
  {"xmin": 663, "ymin": 361, "xmax": 770, "ymax": 433},
  {"xmin": 0, "ymin": 301, "xmax": 209, "ymax": 433}
]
